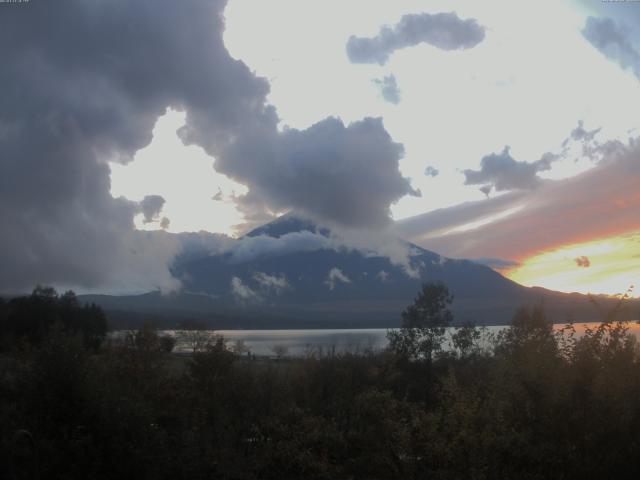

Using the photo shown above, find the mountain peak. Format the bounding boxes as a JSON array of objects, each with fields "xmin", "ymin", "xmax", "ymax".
[{"xmin": 244, "ymin": 213, "xmax": 331, "ymax": 239}]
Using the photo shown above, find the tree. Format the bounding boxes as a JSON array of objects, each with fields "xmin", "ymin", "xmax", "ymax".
[
  {"xmin": 495, "ymin": 304, "xmax": 557, "ymax": 359},
  {"xmin": 270, "ymin": 344, "xmax": 289, "ymax": 360},
  {"xmin": 451, "ymin": 322, "xmax": 482, "ymax": 359},
  {"xmin": 387, "ymin": 282, "xmax": 453, "ymax": 362},
  {"xmin": 159, "ymin": 335, "xmax": 177, "ymax": 353},
  {"xmin": 231, "ymin": 339, "xmax": 251, "ymax": 356},
  {"xmin": 188, "ymin": 336, "xmax": 237, "ymax": 396},
  {"xmin": 177, "ymin": 319, "xmax": 214, "ymax": 354},
  {"xmin": 0, "ymin": 287, "xmax": 107, "ymax": 350}
]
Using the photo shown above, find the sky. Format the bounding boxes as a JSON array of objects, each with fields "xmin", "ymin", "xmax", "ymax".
[{"xmin": 2, "ymin": 0, "xmax": 640, "ymax": 296}]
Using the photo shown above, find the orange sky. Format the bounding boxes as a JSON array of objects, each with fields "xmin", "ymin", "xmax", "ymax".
[
  {"xmin": 402, "ymin": 149, "xmax": 640, "ymax": 297},
  {"xmin": 504, "ymin": 232, "xmax": 640, "ymax": 297}
]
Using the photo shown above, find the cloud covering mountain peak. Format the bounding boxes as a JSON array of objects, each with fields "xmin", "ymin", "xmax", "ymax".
[{"xmin": 0, "ymin": 0, "xmax": 416, "ymax": 292}]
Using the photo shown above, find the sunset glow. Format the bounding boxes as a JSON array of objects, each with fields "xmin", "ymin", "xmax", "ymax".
[{"xmin": 505, "ymin": 232, "xmax": 640, "ymax": 297}]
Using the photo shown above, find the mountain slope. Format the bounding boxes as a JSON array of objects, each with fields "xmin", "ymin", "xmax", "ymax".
[
  {"xmin": 166, "ymin": 215, "xmax": 624, "ymax": 325},
  {"xmin": 82, "ymin": 215, "xmax": 636, "ymax": 328}
]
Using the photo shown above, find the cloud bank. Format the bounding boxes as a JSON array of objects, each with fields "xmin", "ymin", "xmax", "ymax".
[
  {"xmin": 180, "ymin": 220, "xmax": 423, "ymax": 279},
  {"xmin": 217, "ymin": 116, "xmax": 418, "ymax": 229},
  {"xmin": 0, "ymin": 0, "xmax": 416, "ymax": 292}
]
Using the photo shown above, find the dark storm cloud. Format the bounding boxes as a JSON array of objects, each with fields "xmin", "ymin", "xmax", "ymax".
[
  {"xmin": 373, "ymin": 75, "xmax": 401, "ymax": 104},
  {"xmin": 139, "ymin": 195, "xmax": 166, "ymax": 224},
  {"xmin": 217, "ymin": 116, "xmax": 419, "ymax": 229},
  {"xmin": 0, "ymin": 0, "xmax": 264, "ymax": 291},
  {"xmin": 346, "ymin": 12, "xmax": 485, "ymax": 65},
  {"xmin": 583, "ymin": 16, "xmax": 640, "ymax": 79},
  {"xmin": 0, "ymin": 0, "xmax": 415, "ymax": 291},
  {"xmin": 463, "ymin": 147, "xmax": 557, "ymax": 193}
]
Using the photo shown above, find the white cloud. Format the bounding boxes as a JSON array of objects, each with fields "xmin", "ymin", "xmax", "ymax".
[
  {"xmin": 230, "ymin": 277, "xmax": 261, "ymax": 303},
  {"xmin": 253, "ymin": 272, "xmax": 291, "ymax": 294},
  {"xmin": 227, "ymin": 231, "xmax": 333, "ymax": 263},
  {"xmin": 376, "ymin": 270, "xmax": 390, "ymax": 282},
  {"xmin": 325, "ymin": 268, "xmax": 352, "ymax": 290}
]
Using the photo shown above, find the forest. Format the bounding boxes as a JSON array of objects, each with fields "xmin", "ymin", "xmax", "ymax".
[{"xmin": 1, "ymin": 284, "xmax": 640, "ymax": 479}]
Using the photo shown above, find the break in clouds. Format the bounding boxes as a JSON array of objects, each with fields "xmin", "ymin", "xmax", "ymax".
[
  {"xmin": 346, "ymin": 12, "xmax": 486, "ymax": 65},
  {"xmin": 0, "ymin": 0, "xmax": 417, "ymax": 292}
]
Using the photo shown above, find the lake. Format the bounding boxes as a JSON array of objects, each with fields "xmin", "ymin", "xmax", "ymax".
[{"xmin": 123, "ymin": 321, "xmax": 640, "ymax": 357}]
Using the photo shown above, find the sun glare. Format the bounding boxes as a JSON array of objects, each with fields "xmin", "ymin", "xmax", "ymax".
[{"xmin": 505, "ymin": 233, "xmax": 640, "ymax": 297}]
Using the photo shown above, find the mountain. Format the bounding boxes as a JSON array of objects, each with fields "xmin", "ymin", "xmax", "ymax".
[{"xmin": 81, "ymin": 214, "xmax": 637, "ymax": 328}]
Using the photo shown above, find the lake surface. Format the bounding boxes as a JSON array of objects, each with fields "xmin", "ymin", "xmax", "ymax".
[{"xmin": 132, "ymin": 322, "xmax": 640, "ymax": 357}]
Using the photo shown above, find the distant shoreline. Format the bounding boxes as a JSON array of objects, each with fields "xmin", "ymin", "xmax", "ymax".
[{"xmin": 109, "ymin": 321, "xmax": 640, "ymax": 357}]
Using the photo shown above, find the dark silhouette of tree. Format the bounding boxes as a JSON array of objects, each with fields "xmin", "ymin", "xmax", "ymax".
[
  {"xmin": 495, "ymin": 304, "xmax": 557, "ymax": 359},
  {"xmin": 387, "ymin": 282, "xmax": 453, "ymax": 362},
  {"xmin": 270, "ymin": 344, "xmax": 289, "ymax": 360},
  {"xmin": 451, "ymin": 321, "xmax": 482, "ymax": 358},
  {"xmin": 0, "ymin": 286, "xmax": 107, "ymax": 350},
  {"xmin": 3, "ymin": 284, "xmax": 640, "ymax": 479},
  {"xmin": 177, "ymin": 319, "xmax": 215, "ymax": 354}
]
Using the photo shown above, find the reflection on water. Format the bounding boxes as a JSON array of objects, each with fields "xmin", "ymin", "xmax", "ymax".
[
  {"xmin": 145, "ymin": 322, "xmax": 640, "ymax": 357},
  {"xmin": 160, "ymin": 329, "xmax": 388, "ymax": 357}
]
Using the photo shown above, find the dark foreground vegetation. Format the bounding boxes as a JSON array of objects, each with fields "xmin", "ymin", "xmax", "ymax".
[{"xmin": 1, "ymin": 285, "xmax": 640, "ymax": 479}]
